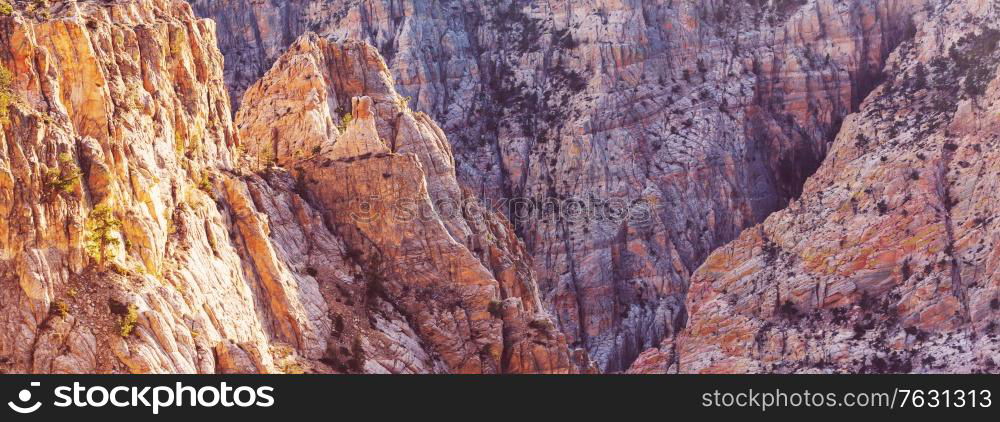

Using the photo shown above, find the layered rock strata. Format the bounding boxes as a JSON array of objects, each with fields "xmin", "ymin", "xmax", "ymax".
[
  {"xmin": 194, "ymin": 0, "xmax": 932, "ymax": 370},
  {"xmin": 631, "ymin": 0, "xmax": 1000, "ymax": 374},
  {"xmin": 0, "ymin": 0, "xmax": 587, "ymax": 374}
]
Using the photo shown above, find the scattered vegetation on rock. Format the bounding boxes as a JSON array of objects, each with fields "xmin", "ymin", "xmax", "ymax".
[{"xmin": 949, "ymin": 28, "xmax": 1000, "ymax": 98}]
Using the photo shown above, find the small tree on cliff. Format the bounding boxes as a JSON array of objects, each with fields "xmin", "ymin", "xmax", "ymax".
[
  {"xmin": 84, "ymin": 205, "xmax": 122, "ymax": 269},
  {"xmin": 337, "ymin": 112, "xmax": 353, "ymax": 133},
  {"xmin": 0, "ymin": 64, "xmax": 14, "ymax": 124}
]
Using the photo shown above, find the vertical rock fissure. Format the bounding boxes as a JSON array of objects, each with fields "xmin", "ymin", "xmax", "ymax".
[{"xmin": 935, "ymin": 144, "xmax": 972, "ymax": 327}]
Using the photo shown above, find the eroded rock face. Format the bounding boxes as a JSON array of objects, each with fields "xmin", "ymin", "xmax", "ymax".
[
  {"xmin": 0, "ymin": 1, "xmax": 588, "ymax": 374},
  {"xmin": 236, "ymin": 35, "xmax": 591, "ymax": 373},
  {"xmin": 632, "ymin": 0, "xmax": 1000, "ymax": 374},
  {"xmin": 0, "ymin": 0, "xmax": 283, "ymax": 374},
  {"xmin": 194, "ymin": 0, "xmax": 930, "ymax": 371},
  {"xmin": 326, "ymin": 97, "xmax": 390, "ymax": 160},
  {"xmin": 5, "ymin": 0, "xmax": 994, "ymax": 375}
]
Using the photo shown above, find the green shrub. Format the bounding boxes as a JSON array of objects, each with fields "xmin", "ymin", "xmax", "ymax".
[
  {"xmin": 337, "ymin": 113, "xmax": 353, "ymax": 133},
  {"xmin": 528, "ymin": 318, "xmax": 555, "ymax": 332},
  {"xmin": 196, "ymin": 171, "xmax": 212, "ymax": 193},
  {"xmin": 51, "ymin": 300, "xmax": 69, "ymax": 318},
  {"xmin": 487, "ymin": 300, "xmax": 503, "ymax": 318},
  {"xmin": 0, "ymin": 64, "xmax": 13, "ymax": 124},
  {"xmin": 396, "ymin": 95, "xmax": 412, "ymax": 109},
  {"xmin": 120, "ymin": 304, "xmax": 138, "ymax": 337},
  {"xmin": 45, "ymin": 153, "xmax": 82, "ymax": 195},
  {"xmin": 0, "ymin": 0, "xmax": 12, "ymax": 17}
]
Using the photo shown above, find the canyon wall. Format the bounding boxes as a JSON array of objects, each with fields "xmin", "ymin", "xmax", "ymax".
[
  {"xmin": 193, "ymin": 0, "xmax": 930, "ymax": 371},
  {"xmin": 630, "ymin": 0, "xmax": 1000, "ymax": 374},
  {"xmin": 0, "ymin": 0, "xmax": 587, "ymax": 374},
  {"xmin": 3, "ymin": 0, "xmax": 995, "ymax": 374}
]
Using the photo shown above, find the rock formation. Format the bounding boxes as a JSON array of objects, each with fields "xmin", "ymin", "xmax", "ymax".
[
  {"xmin": 236, "ymin": 34, "xmax": 591, "ymax": 373},
  {"xmin": 630, "ymin": 0, "xmax": 1000, "ymax": 374},
  {"xmin": 193, "ymin": 0, "xmax": 934, "ymax": 371},
  {"xmin": 0, "ymin": 0, "xmax": 588, "ymax": 374},
  {"xmin": 2, "ymin": 0, "xmax": 997, "ymax": 374},
  {"xmin": 1, "ymin": 0, "xmax": 259, "ymax": 374},
  {"xmin": 326, "ymin": 97, "xmax": 390, "ymax": 160}
]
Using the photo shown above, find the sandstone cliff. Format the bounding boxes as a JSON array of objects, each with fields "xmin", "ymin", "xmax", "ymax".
[
  {"xmin": 235, "ymin": 34, "xmax": 592, "ymax": 373},
  {"xmin": 0, "ymin": 0, "xmax": 588, "ymax": 374},
  {"xmin": 3, "ymin": 0, "xmax": 996, "ymax": 375},
  {"xmin": 193, "ymin": 0, "xmax": 931, "ymax": 371},
  {"xmin": 630, "ymin": 0, "xmax": 1000, "ymax": 374}
]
